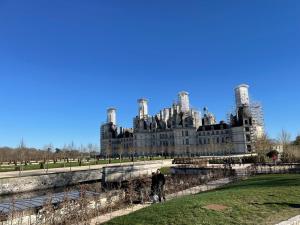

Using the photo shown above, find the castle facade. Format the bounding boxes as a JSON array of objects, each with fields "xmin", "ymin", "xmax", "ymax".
[{"xmin": 100, "ymin": 84, "xmax": 264, "ymax": 157}]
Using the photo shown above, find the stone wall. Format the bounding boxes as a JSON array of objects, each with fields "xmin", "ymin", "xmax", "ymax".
[
  {"xmin": 170, "ymin": 166, "xmax": 233, "ymax": 178},
  {"xmin": 0, "ymin": 160, "xmax": 172, "ymax": 195},
  {"xmin": 0, "ymin": 190, "xmax": 124, "ymax": 225},
  {"xmin": 0, "ymin": 169, "xmax": 102, "ymax": 195},
  {"xmin": 102, "ymin": 160, "xmax": 172, "ymax": 183},
  {"xmin": 252, "ymin": 164, "xmax": 300, "ymax": 174}
]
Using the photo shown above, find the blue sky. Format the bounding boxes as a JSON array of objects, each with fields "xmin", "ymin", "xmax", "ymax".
[{"xmin": 0, "ymin": 0, "xmax": 299, "ymax": 149}]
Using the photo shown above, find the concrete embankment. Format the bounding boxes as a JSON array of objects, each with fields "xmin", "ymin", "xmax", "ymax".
[
  {"xmin": 0, "ymin": 169, "xmax": 102, "ymax": 195},
  {"xmin": 102, "ymin": 160, "xmax": 171, "ymax": 183},
  {"xmin": 0, "ymin": 160, "xmax": 172, "ymax": 195}
]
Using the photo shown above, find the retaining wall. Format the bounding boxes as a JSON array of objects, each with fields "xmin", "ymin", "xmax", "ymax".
[
  {"xmin": 102, "ymin": 160, "xmax": 172, "ymax": 183},
  {"xmin": 0, "ymin": 160, "xmax": 172, "ymax": 195},
  {"xmin": 0, "ymin": 169, "xmax": 102, "ymax": 195}
]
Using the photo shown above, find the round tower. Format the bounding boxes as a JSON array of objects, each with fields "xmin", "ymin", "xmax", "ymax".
[
  {"xmin": 178, "ymin": 91, "xmax": 190, "ymax": 112},
  {"xmin": 107, "ymin": 108, "xmax": 116, "ymax": 125},
  {"xmin": 138, "ymin": 98, "xmax": 148, "ymax": 119},
  {"xmin": 235, "ymin": 84, "xmax": 250, "ymax": 108}
]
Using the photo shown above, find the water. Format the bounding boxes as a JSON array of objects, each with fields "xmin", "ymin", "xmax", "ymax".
[{"xmin": 0, "ymin": 180, "xmax": 102, "ymax": 204}]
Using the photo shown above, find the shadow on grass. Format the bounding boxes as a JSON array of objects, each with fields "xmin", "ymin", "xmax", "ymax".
[
  {"xmin": 219, "ymin": 175, "xmax": 300, "ymax": 190},
  {"xmin": 251, "ymin": 202, "xmax": 300, "ymax": 208}
]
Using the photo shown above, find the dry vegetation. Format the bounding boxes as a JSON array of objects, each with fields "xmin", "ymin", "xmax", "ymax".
[{"xmin": 2, "ymin": 170, "xmax": 230, "ymax": 225}]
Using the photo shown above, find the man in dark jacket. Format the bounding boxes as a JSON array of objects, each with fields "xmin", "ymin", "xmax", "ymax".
[{"xmin": 156, "ymin": 169, "xmax": 166, "ymax": 202}]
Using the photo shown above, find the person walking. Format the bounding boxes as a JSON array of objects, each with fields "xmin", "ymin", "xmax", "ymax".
[{"xmin": 156, "ymin": 169, "xmax": 166, "ymax": 202}]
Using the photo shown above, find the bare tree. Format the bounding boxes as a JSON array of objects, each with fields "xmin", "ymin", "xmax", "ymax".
[
  {"xmin": 255, "ymin": 133, "xmax": 273, "ymax": 162},
  {"xmin": 278, "ymin": 129, "xmax": 291, "ymax": 151},
  {"xmin": 17, "ymin": 138, "xmax": 27, "ymax": 175},
  {"xmin": 43, "ymin": 143, "xmax": 53, "ymax": 173},
  {"xmin": 87, "ymin": 143, "xmax": 95, "ymax": 168},
  {"xmin": 67, "ymin": 141, "xmax": 76, "ymax": 171},
  {"xmin": 128, "ymin": 145, "xmax": 135, "ymax": 162},
  {"xmin": 106, "ymin": 144, "xmax": 113, "ymax": 164},
  {"xmin": 117, "ymin": 142, "xmax": 124, "ymax": 164}
]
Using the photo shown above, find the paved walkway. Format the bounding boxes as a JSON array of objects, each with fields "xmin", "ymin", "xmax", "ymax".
[
  {"xmin": 0, "ymin": 160, "xmax": 172, "ymax": 179},
  {"xmin": 276, "ymin": 215, "xmax": 300, "ymax": 225},
  {"xmin": 89, "ymin": 177, "xmax": 231, "ymax": 225}
]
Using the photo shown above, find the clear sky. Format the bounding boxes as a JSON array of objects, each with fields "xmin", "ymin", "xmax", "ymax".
[{"xmin": 0, "ymin": 0, "xmax": 299, "ymax": 149}]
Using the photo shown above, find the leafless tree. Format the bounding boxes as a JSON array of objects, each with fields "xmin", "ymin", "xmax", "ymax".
[
  {"xmin": 278, "ymin": 129, "xmax": 291, "ymax": 151},
  {"xmin": 254, "ymin": 133, "xmax": 273, "ymax": 162},
  {"xmin": 116, "ymin": 142, "xmax": 124, "ymax": 164}
]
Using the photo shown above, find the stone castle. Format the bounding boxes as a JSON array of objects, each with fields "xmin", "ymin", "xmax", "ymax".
[{"xmin": 100, "ymin": 84, "xmax": 264, "ymax": 157}]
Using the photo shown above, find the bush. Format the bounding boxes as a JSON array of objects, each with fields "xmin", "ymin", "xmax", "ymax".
[
  {"xmin": 209, "ymin": 156, "xmax": 259, "ymax": 164},
  {"xmin": 281, "ymin": 152, "xmax": 296, "ymax": 163},
  {"xmin": 40, "ymin": 162, "xmax": 45, "ymax": 169},
  {"xmin": 15, "ymin": 165, "xmax": 20, "ymax": 171}
]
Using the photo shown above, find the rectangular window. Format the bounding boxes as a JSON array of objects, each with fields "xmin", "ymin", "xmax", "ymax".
[
  {"xmin": 186, "ymin": 139, "xmax": 189, "ymax": 145},
  {"xmin": 247, "ymin": 145, "xmax": 252, "ymax": 151},
  {"xmin": 246, "ymin": 134, "xmax": 251, "ymax": 142}
]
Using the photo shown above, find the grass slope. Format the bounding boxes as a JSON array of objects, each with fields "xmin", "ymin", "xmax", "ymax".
[{"xmin": 105, "ymin": 174, "xmax": 300, "ymax": 225}]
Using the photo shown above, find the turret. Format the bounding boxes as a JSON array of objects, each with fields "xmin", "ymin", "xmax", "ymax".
[
  {"xmin": 235, "ymin": 84, "xmax": 250, "ymax": 108},
  {"xmin": 178, "ymin": 91, "xmax": 190, "ymax": 112},
  {"xmin": 107, "ymin": 108, "xmax": 116, "ymax": 125},
  {"xmin": 138, "ymin": 98, "xmax": 148, "ymax": 119}
]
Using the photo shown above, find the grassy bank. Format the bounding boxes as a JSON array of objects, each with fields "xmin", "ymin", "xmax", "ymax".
[
  {"xmin": 0, "ymin": 157, "xmax": 169, "ymax": 172},
  {"xmin": 105, "ymin": 174, "xmax": 300, "ymax": 225}
]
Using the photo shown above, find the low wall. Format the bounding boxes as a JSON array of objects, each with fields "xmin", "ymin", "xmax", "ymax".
[
  {"xmin": 252, "ymin": 164, "xmax": 300, "ymax": 174},
  {"xmin": 0, "ymin": 169, "xmax": 102, "ymax": 195},
  {"xmin": 171, "ymin": 166, "xmax": 233, "ymax": 177},
  {"xmin": 0, "ymin": 160, "xmax": 172, "ymax": 195},
  {"xmin": 0, "ymin": 190, "xmax": 124, "ymax": 225},
  {"xmin": 102, "ymin": 160, "xmax": 172, "ymax": 183}
]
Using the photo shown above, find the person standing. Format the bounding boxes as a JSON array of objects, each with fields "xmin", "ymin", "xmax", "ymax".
[{"xmin": 156, "ymin": 169, "xmax": 166, "ymax": 202}]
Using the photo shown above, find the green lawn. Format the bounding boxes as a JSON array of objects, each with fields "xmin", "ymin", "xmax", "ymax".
[
  {"xmin": 0, "ymin": 157, "xmax": 169, "ymax": 172},
  {"xmin": 104, "ymin": 174, "xmax": 300, "ymax": 225}
]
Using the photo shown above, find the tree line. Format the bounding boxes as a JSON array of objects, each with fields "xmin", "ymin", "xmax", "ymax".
[
  {"xmin": 255, "ymin": 129, "xmax": 300, "ymax": 163},
  {"xmin": 0, "ymin": 140, "xmax": 99, "ymax": 165}
]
